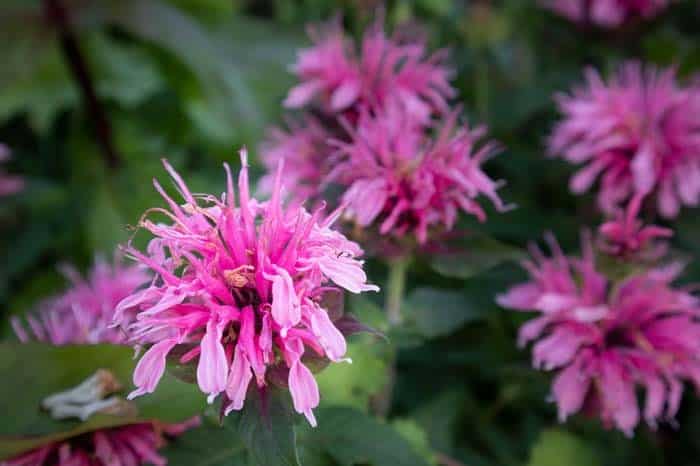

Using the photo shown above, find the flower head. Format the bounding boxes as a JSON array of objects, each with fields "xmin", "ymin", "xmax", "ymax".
[
  {"xmin": 3, "ymin": 418, "xmax": 200, "ymax": 466},
  {"xmin": 331, "ymin": 106, "xmax": 511, "ymax": 245},
  {"xmin": 7, "ymin": 257, "xmax": 198, "ymax": 466},
  {"xmin": 497, "ymin": 233, "xmax": 700, "ymax": 435},
  {"xmin": 598, "ymin": 194, "xmax": 673, "ymax": 260},
  {"xmin": 12, "ymin": 256, "xmax": 150, "ymax": 345},
  {"xmin": 542, "ymin": 0, "xmax": 670, "ymax": 27},
  {"xmin": 0, "ymin": 144, "xmax": 23, "ymax": 197},
  {"xmin": 549, "ymin": 62, "xmax": 700, "ymax": 218},
  {"xmin": 114, "ymin": 149, "xmax": 378, "ymax": 425},
  {"xmin": 284, "ymin": 18, "xmax": 454, "ymax": 124}
]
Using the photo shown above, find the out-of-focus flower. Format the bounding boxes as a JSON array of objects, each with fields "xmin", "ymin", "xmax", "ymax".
[
  {"xmin": 330, "ymin": 106, "xmax": 511, "ymax": 245},
  {"xmin": 3, "ymin": 418, "xmax": 201, "ymax": 466},
  {"xmin": 7, "ymin": 258, "xmax": 199, "ymax": 466},
  {"xmin": 542, "ymin": 0, "xmax": 670, "ymax": 27},
  {"xmin": 0, "ymin": 144, "xmax": 23, "ymax": 197},
  {"xmin": 114, "ymin": 149, "xmax": 378, "ymax": 426},
  {"xmin": 259, "ymin": 115, "xmax": 335, "ymax": 203},
  {"xmin": 497, "ymin": 234, "xmax": 700, "ymax": 436},
  {"xmin": 12, "ymin": 257, "xmax": 150, "ymax": 345},
  {"xmin": 598, "ymin": 194, "xmax": 673, "ymax": 259},
  {"xmin": 549, "ymin": 62, "xmax": 700, "ymax": 218},
  {"xmin": 284, "ymin": 18, "xmax": 454, "ymax": 124}
]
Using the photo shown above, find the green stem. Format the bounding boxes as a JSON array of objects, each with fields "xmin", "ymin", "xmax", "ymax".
[{"xmin": 385, "ymin": 257, "xmax": 409, "ymax": 327}]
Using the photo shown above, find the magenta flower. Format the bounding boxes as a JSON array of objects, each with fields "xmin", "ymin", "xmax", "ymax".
[
  {"xmin": 497, "ymin": 234, "xmax": 700, "ymax": 435},
  {"xmin": 0, "ymin": 144, "xmax": 23, "ymax": 197},
  {"xmin": 284, "ymin": 19, "xmax": 454, "ymax": 124},
  {"xmin": 542, "ymin": 0, "xmax": 670, "ymax": 27},
  {"xmin": 259, "ymin": 115, "xmax": 334, "ymax": 204},
  {"xmin": 3, "ymin": 418, "xmax": 200, "ymax": 466},
  {"xmin": 329, "ymin": 106, "xmax": 511, "ymax": 245},
  {"xmin": 12, "ymin": 256, "xmax": 150, "ymax": 345},
  {"xmin": 113, "ymin": 149, "xmax": 378, "ymax": 426},
  {"xmin": 598, "ymin": 194, "xmax": 673, "ymax": 259},
  {"xmin": 7, "ymin": 258, "xmax": 199, "ymax": 466},
  {"xmin": 549, "ymin": 62, "xmax": 700, "ymax": 218}
]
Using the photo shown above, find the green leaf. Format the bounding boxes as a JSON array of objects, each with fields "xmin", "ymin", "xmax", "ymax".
[
  {"xmin": 87, "ymin": 183, "xmax": 128, "ymax": 254},
  {"xmin": 315, "ymin": 342, "xmax": 389, "ymax": 410},
  {"xmin": 0, "ymin": 343, "xmax": 205, "ymax": 460},
  {"xmin": 391, "ymin": 419, "xmax": 437, "ymax": 465},
  {"xmin": 95, "ymin": 0, "xmax": 261, "ymax": 140},
  {"xmin": 404, "ymin": 287, "xmax": 484, "ymax": 339},
  {"xmin": 299, "ymin": 407, "xmax": 431, "ymax": 466},
  {"xmin": 227, "ymin": 386, "xmax": 301, "ymax": 466},
  {"xmin": 527, "ymin": 429, "xmax": 600, "ymax": 466},
  {"xmin": 428, "ymin": 232, "xmax": 523, "ymax": 280},
  {"xmin": 163, "ymin": 413, "xmax": 247, "ymax": 466}
]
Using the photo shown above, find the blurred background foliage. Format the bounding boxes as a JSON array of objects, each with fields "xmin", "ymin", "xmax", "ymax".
[{"xmin": 2, "ymin": 1, "xmax": 700, "ymax": 465}]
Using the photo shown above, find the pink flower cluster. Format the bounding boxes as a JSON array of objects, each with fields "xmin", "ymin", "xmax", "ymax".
[
  {"xmin": 113, "ymin": 150, "xmax": 378, "ymax": 426},
  {"xmin": 549, "ymin": 62, "xmax": 700, "ymax": 218},
  {"xmin": 284, "ymin": 18, "xmax": 454, "ymax": 123},
  {"xmin": 4, "ymin": 419, "xmax": 200, "ymax": 466},
  {"xmin": 331, "ymin": 106, "xmax": 511, "ymax": 244},
  {"xmin": 262, "ymin": 19, "xmax": 509, "ymax": 249},
  {"xmin": 0, "ymin": 144, "xmax": 23, "ymax": 197},
  {"xmin": 12, "ymin": 257, "xmax": 149, "ymax": 345},
  {"xmin": 8, "ymin": 259, "xmax": 198, "ymax": 466},
  {"xmin": 497, "ymin": 233, "xmax": 700, "ymax": 435},
  {"xmin": 542, "ymin": 0, "xmax": 670, "ymax": 27}
]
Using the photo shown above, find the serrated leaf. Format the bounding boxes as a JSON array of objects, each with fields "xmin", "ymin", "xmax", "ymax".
[
  {"xmin": 527, "ymin": 429, "xmax": 600, "ymax": 466},
  {"xmin": 299, "ymin": 407, "xmax": 430, "ymax": 466},
  {"xmin": 227, "ymin": 386, "xmax": 300, "ymax": 466},
  {"xmin": 0, "ymin": 343, "xmax": 205, "ymax": 460}
]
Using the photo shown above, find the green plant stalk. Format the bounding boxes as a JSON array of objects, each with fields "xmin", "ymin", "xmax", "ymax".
[{"xmin": 385, "ymin": 257, "xmax": 409, "ymax": 327}]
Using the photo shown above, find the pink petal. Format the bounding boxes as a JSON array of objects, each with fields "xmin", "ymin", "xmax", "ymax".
[
  {"xmin": 288, "ymin": 360, "xmax": 320, "ymax": 427},
  {"xmin": 129, "ymin": 338, "xmax": 178, "ymax": 399},
  {"xmin": 225, "ymin": 346, "xmax": 253, "ymax": 414},
  {"xmin": 197, "ymin": 319, "xmax": 229, "ymax": 404}
]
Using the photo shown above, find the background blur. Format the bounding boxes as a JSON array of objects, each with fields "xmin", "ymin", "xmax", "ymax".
[{"xmin": 2, "ymin": 1, "xmax": 700, "ymax": 465}]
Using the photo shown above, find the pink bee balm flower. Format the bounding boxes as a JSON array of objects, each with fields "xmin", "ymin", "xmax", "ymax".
[
  {"xmin": 114, "ymin": 149, "xmax": 379, "ymax": 426},
  {"xmin": 598, "ymin": 194, "xmax": 673, "ymax": 259},
  {"xmin": 497, "ymin": 234, "xmax": 700, "ymax": 436},
  {"xmin": 284, "ymin": 18, "xmax": 454, "ymax": 124},
  {"xmin": 542, "ymin": 0, "xmax": 670, "ymax": 27},
  {"xmin": 549, "ymin": 62, "xmax": 700, "ymax": 218},
  {"xmin": 3, "ymin": 418, "xmax": 201, "ymax": 466},
  {"xmin": 330, "ymin": 106, "xmax": 512, "ymax": 245},
  {"xmin": 259, "ymin": 115, "xmax": 335, "ymax": 204},
  {"xmin": 11, "ymin": 256, "xmax": 150, "ymax": 345},
  {"xmin": 0, "ymin": 144, "xmax": 23, "ymax": 196},
  {"xmin": 7, "ymin": 257, "xmax": 199, "ymax": 466}
]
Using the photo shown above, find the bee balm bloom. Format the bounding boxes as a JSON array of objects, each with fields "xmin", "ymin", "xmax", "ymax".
[
  {"xmin": 497, "ymin": 234, "xmax": 700, "ymax": 436},
  {"xmin": 7, "ymin": 259, "xmax": 198, "ymax": 466},
  {"xmin": 3, "ymin": 419, "xmax": 200, "ymax": 466},
  {"xmin": 12, "ymin": 257, "xmax": 149, "ymax": 345},
  {"xmin": 331, "ymin": 107, "xmax": 511, "ymax": 245},
  {"xmin": 114, "ymin": 149, "xmax": 378, "ymax": 426},
  {"xmin": 542, "ymin": 0, "xmax": 670, "ymax": 27},
  {"xmin": 285, "ymin": 19, "xmax": 454, "ymax": 125},
  {"xmin": 549, "ymin": 62, "xmax": 700, "ymax": 218}
]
